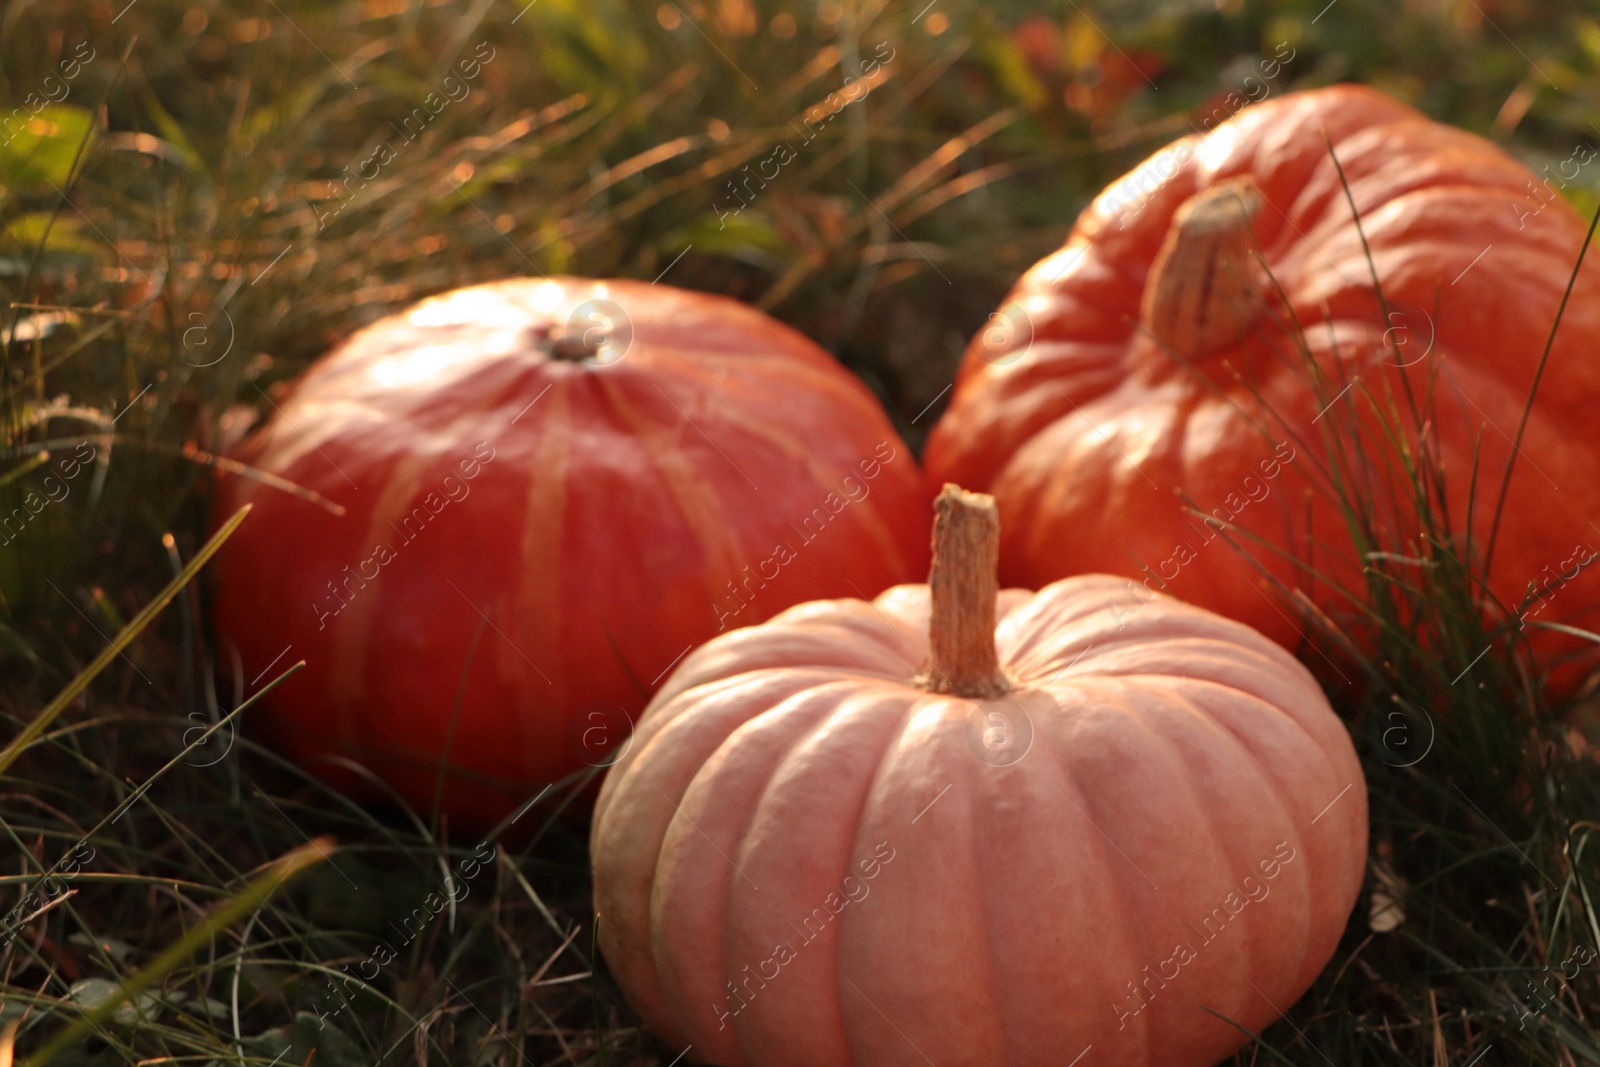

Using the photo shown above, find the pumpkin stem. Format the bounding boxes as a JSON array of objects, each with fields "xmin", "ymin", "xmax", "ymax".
[
  {"xmin": 546, "ymin": 327, "xmax": 603, "ymax": 362},
  {"xmin": 920, "ymin": 483, "xmax": 1010, "ymax": 698},
  {"xmin": 1140, "ymin": 176, "xmax": 1266, "ymax": 359}
]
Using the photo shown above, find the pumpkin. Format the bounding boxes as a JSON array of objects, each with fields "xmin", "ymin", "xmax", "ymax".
[
  {"xmin": 924, "ymin": 85, "xmax": 1600, "ymax": 694},
  {"xmin": 591, "ymin": 484, "xmax": 1366, "ymax": 1066},
  {"xmin": 211, "ymin": 277, "xmax": 929, "ymax": 829}
]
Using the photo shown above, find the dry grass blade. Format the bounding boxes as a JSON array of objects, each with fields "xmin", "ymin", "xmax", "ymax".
[
  {"xmin": 16, "ymin": 838, "xmax": 329, "ymax": 1067},
  {"xmin": 0, "ymin": 504, "xmax": 251, "ymax": 776}
]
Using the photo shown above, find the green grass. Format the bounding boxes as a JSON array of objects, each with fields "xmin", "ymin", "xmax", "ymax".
[
  {"xmin": 1162, "ymin": 151, "xmax": 1600, "ymax": 1064},
  {"xmin": 4, "ymin": 0, "xmax": 1600, "ymax": 1063}
]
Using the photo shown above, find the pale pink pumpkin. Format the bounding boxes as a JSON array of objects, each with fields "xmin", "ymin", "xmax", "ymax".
[{"xmin": 592, "ymin": 486, "xmax": 1367, "ymax": 1067}]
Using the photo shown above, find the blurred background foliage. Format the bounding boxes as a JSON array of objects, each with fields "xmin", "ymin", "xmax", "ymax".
[
  {"xmin": 3, "ymin": 0, "xmax": 1598, "ymax": 640},
  {"xmin": 2, "ymin": 0, "xmax": 1600, "ymax": 1063}
]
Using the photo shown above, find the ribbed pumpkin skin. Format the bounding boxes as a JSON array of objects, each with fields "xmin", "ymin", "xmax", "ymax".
[
  {"xmin": 212, "ymin": 278, "xmax": 929, "ymax": 829},
  {"xmin": 591, "ymin": 575, "xmax": 1366, "ymax": 1066},
  {"xmin": 925, "ymin": 85, "xmax": 1600, "ymax": 691}
]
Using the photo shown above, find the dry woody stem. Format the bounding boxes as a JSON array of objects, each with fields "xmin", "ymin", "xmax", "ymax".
[
  {"xmin": 1141, "ymin": 176, "xmax": 1266, "ymax": 359},
  {"xmin": 920, "ymin": 483, "xmax": 1010, "ymax": 698}
]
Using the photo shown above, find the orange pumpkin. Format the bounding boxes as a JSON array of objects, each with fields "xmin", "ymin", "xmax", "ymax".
[
  {"xmin": 211, "ymin": 278, "xmax": 929, "ymax": 829},
  {"xmin": 592, "ymin": 485, "xmax": 1366, "ymax": 1066},
  {"xmin": 925, "ymin": 85, "xmax": 1600, "ymax": 693}
]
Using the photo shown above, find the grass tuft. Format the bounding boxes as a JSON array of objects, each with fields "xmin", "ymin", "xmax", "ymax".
[{"xmin": 4, "ymin": 0, "xmax": 1600, "ymax": 1063}]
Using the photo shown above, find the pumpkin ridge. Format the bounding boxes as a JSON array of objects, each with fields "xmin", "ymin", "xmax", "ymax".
[
  {"xmin": 791, "ymin": 602, "xmax": 930, "ymax": 653},
  {"xmin": 992, "ymin": 345, "xmax": 1132, "ymax": 408},
  {"xmin": 647, "ymin": 685, "xmax": 843, "ymax": 1057},
  {"xmin": 991, "ymin": 583, "xmax": 1125, "ymax": 670},
  {"xmin": 1049, "ymin": 662, "xmax": 1350, "ymax": 844},
  {"xmin": 648, "ymin": 360, "xmax": 917, "ymax": 579},
  {"xmin": 744, "ymin": 661, "xmax": 919, "ymax": 690},
  {"xmin": 925, "ymin": 360, "xmax": 1128, "ymax": 501},
  {"xmin": 638, "ymin": 336, "xmax": 834, "ymax": 367},
  {"xmin": 844, "ymin": 605, "xmax": 939, "ymax": 670},
  {"xmin": 1171, "ymin": 674, "xmax": 1352, "ymax": 889},
  {"xmin": 1054, "ymin": 625, "xmax": 1295, "ymax": 670},
  {"xmin": 596, "ymin": 372, "xmax": 750, "ymax": 630},
  {"xmin": 1073, "ymin": 661, "xmax": 1335, "ymax": 758},
  {"xmin": 651, "ymin": 609, "xmax": 925, "ymax": 710},
  {"xmin": 1094, "ymin": 681, "xmax": 1254, "ymax": 1049},
  {"xmin": 1203, "ymin": 686, "xmax": 1339, "ymax": 999},
  {"xmin": 695, "ymin": 681, "xmax": 887, "ymax": 1057},
  {"xmin": 1288, "ymin": 127, "xmax": 1558, "ymax": 238},
  {"xmin": 1002, "ymin": 586, "xmax": 1299, "ymax": 684},
  {"xmin": 646, "ymin": 336, "xmax": 881, "ymax": 409},
  {"xmin": 619, "ymin": 675, "xmax": 758, "ymax": 763},
  {"xmin": 1000, "ymin": 571, "xmax": 1139, "ymax": 619},
  {"xmin": 321, "ymin": 452, "xmax": 441, "ymax": 709},
  {"xmin": 1106, "ymin": 677, "xmax": 1264, "ymax": 1052},
  {"xmin": 639, "ymin": 353, "xmax": 880, "ymax": 433},
  {"xmin": 1190, "ymin": 659, "xmax": 1363, "ymax": 825},
  {"xmin": 658, "ymin": 353, "xmax": 872, "ymax": 424},
  {"xmin": 621, "ymin": 302, "xmax": 841, "ymax": 372},
  {"xmin": 855, "ymin": 694, "xmax": 1012, "ymax": 1062},
  {"xmin": 694, "ymin": 609, "xmax": 931, "ymax": 685},
  {"xmin": 1011, "ymin": 636, "xmax": 1178, "ymax": 683},
  {"xmin": 1016, "ymin": 419, "xmax": 1100, "ymax": 576},
  {"xmin": 627, "ymin": 671, "xmax": 849, "ymax": 790},
  {"xmin": 846, "ymin": 607, "xmax": 937, "ymax": 674},
  {"xmin": 1035, "ymin": 694, "xmax": 1156, "ymax": 1061},
  {"xmin": 1010, "ymin": 341, "xmax": 1133, "ymax": 390},
  {"xmin": 597, "ymin": 677, "xmax": 850, "ymax": 1032},
  {"xmin": 675, "ymin": 665, "xmax": 918, "ymax": 721},
  {"xmin": 510, "ymin": 375, "xmax": 572, "ymax": 713},
  {"xmin": 1158, "ymin": 681, "xmax": 1316, "ymax": 1030},
  {"xmin": 764, "ymin": 686, "xmax": 925, "ymax": 1061},
  {"xmin": 947, "ymin": 735, "xmax": 1011, "ymax": 1062}
]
